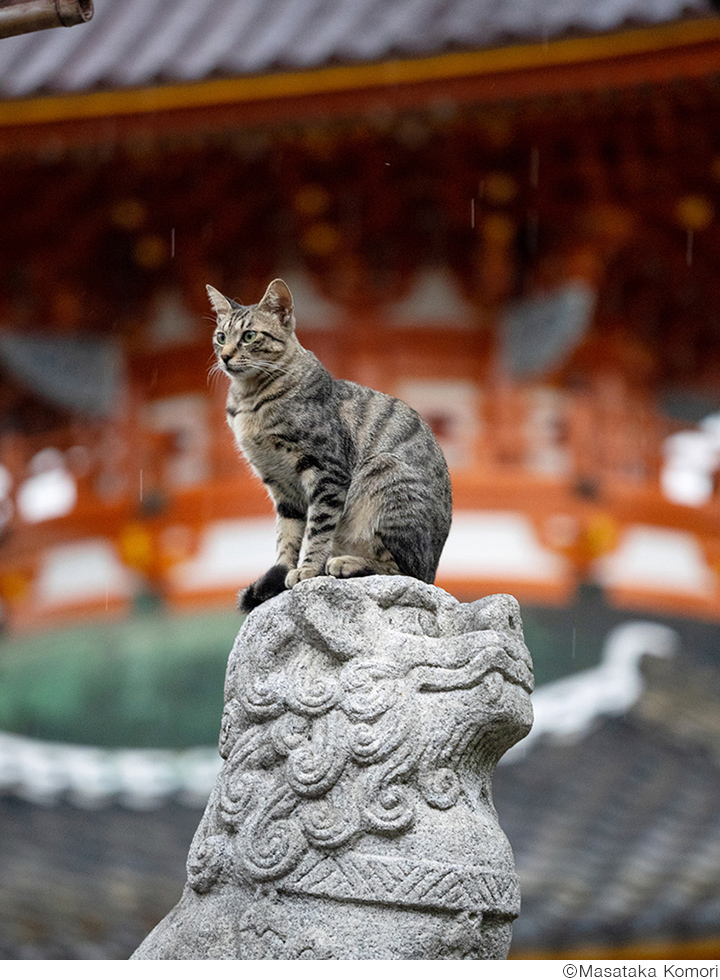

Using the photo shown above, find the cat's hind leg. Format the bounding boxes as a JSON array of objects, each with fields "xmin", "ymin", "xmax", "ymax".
[
  {"xmin": 327, "ymin": 483, "xmax": 401, "ymax": 579},
  {"xmin": 326, "ymin": 535, "xmax": 400, "ymax": 579},
  {"xmin": 377, "ymin": 524, "xmax": 444, "ymax": 584},
  {"xmin": 344, "ymin": 451, "xmax": 450, "ymax": 584}
]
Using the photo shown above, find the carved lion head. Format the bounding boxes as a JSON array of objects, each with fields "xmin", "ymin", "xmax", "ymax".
[{"xmin": 188, "ymin": 576, "xmax": 533, "ymax": 895}]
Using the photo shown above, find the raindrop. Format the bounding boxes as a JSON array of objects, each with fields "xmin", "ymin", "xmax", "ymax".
[
  {"xmin": 526, "ymin": 210, "xmax": 539, "ymax": 253},
  {"xmin": 530, "ymin": 146, "xmax": 540, "ymax": 188}
]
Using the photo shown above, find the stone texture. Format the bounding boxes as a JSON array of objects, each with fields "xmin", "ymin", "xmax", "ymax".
[{"xmin": 132, "ymin": 575, "xmax": 534, "ymax": 959}]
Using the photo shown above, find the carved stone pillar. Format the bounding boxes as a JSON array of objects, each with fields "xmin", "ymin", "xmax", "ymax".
[{"xmin": 132, "ymin": 576, "xmax": 534, "ymax": 960}]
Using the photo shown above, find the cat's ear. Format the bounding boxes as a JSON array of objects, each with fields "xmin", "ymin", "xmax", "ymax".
[
  {"xmin": 206, "ymin": 284, "xmax": 234, "ymax": 321},
  {"xmin": 258, "ymin": 279, "xmax": 294, "ymax": 330}
]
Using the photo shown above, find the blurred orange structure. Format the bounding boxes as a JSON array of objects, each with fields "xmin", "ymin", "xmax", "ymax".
[{"xmin": 1, "ymin": 5, "xmax": 720, "ymax": 628}]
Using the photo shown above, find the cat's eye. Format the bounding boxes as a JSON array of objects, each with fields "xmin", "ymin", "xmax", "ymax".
[
  {"xmin": 241, "ymin": 330, "xmax": 257, "ymax": 343},
  {"xmin": 215, "ymin": 331, "xmax": 226, "ymax": 344}
]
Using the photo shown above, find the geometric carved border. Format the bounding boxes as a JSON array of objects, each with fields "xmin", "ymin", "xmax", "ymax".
[{"xmin": 280, "ymin": 852, "xmax": 521, "ymax": 917}]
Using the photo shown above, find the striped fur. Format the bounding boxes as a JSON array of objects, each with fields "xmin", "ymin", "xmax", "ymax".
[{"xmin": 207, "ymin": 278, "xmax": 452, "ymax": 613}]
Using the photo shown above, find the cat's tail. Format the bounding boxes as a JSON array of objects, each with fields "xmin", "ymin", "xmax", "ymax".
[{"xmin": 238, "ymin": 564, "xmax": 289, "ymax": 613}]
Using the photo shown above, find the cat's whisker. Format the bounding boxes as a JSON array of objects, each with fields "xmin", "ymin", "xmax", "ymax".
[
  {"xmin": 248, "ymin": 360, "xmax": 287, "ymax": 381},
  {"xmin": 206, "ymin": 360, "xmax": 226, "ymax": 392}
]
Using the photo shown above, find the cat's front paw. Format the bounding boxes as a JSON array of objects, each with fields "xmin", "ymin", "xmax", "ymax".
[
  {"xmin": 285, "ymin": 565, "xmax": 322, "ymax": 588},
  {"xmin": 326, "ymin": 555, "xmax": 375, "ymax": 578}
]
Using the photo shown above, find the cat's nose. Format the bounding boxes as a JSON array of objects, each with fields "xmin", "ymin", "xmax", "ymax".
[{"xmin": 221, "ymin": 351, "xmax": 232, "ymax": 364}]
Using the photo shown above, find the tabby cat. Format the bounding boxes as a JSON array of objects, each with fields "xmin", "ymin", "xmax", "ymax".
[{"xmin": 207, "ymin": 278, "xmax": 453, "ymax": 613}]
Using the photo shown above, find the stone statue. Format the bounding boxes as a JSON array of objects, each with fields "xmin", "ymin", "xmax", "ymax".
[{"xmin": 132, "ymin": 576, "xmax": 533, "ymax": 959}]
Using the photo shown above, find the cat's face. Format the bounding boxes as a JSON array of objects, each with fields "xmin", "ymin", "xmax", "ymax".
[{"xmin": 207, "ymin": 279, "xmax": 295, "ymax": 380}]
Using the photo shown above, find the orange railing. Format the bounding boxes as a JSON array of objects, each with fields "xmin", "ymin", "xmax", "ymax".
[{"xmin": 0, "ymin": 379, "xmax": 717, "ymax": 629}]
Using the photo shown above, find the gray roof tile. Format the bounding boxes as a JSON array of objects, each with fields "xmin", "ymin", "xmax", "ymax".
[
  {"xmin": 494, "ymin": 712, "xmax": 720, "ymax": 951},
  {"xmin": 0, "ymin": 0, "xmax": 712, "ymax": 99}
]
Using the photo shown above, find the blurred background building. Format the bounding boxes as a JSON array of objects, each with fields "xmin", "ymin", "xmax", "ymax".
[{"xmin": 1, "ymin": 0, "xmax": 720, "ymax": 959}]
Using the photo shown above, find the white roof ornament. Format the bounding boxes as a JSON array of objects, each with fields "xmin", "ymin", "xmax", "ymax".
[{"xmin": 505, "ymin": 620, "xmax": 680, "ymax": 760}]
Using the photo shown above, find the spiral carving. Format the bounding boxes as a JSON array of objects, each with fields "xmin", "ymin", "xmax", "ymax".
[
  {"xmin": 340, "ymin": 660, "xmax": 401, "ymax": 722},
  {"xmin": 220, "ymin": 766, "xmax": 257, "ymax": 812},
  {"xmin": 269, "ymin": 711, "xmax": 310, "ymax": 756},
  {"xmin": 418, "ymin": 768, "xmax": 462, "ymax": 809},
  {"xmin": 239, "ymin": 783, "xmax": 308, "ymax": 882},
  {"xmin": 298, "ymin": 799, "xmax": 359, "ymax": 849},
  {"xmin": 361, "ymin": 779, "xmax": 416, "ymax": 836},
  {"xmin": 349, "ymin": 709, "xmax": 408, "ymax": 766},
  {"xmin": 240, "ymin": 671, "xmax": 286, "ymax": 720},
  {"xmin": 285, "ymin": 711, "xmax": 348, "ymax": 799},
  {"xmin": 285, "ymin": 656, "xmax": 339, "ymax": 716}
]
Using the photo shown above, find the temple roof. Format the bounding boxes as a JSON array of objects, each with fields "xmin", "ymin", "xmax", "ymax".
[
  {"xmin": 498, "ymin": 712, "xmax": 720, "ymax": 954},
  {"xmin": 495, "ymin": 629, "xmax": 720, "ymax": 955},
  {"xmin": 0, "ymin": 0, "xmax": 713, "ymax": 99}
]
